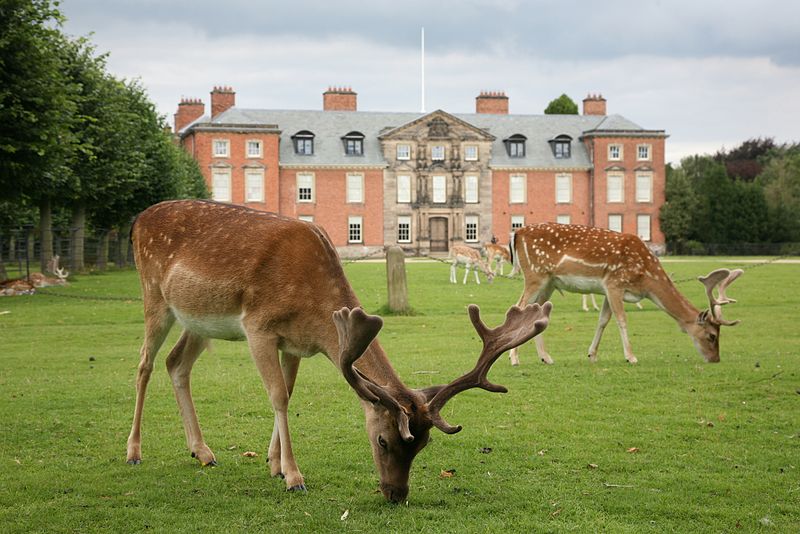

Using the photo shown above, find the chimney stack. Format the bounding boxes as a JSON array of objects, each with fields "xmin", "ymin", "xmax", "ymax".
[
  {"xmin": 323, "ymin": 86, "xmax": 357, "ymax": 111},
  {"xmin": 475, "ymin": 91, "xmax": 509, "ymax": 114},
  {"xmin": 582, "ymin": 93, "xmax": 607, "ymax": 116},
  {"xmin": 210, "ymin": 86, "xmax": 236, "ymax": 118},
  {"xmin": 174, "ymin": 97, "xmax": 205, "ymax": 133}
]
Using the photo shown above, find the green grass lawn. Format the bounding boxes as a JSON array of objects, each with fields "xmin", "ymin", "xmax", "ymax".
[{"xmin": 0, "ymin": 259, "xmax": 798, "ymax": 533}]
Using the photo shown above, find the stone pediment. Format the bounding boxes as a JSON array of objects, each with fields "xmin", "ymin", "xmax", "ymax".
[{"xmin": 378, "ymin": 110, "xmax": 496, "ymax": 142}]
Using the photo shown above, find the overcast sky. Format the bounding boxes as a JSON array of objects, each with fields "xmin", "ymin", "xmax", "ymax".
[{"xmin": 60, "ymin": 0, "xmax": 800, "ymax": 164}]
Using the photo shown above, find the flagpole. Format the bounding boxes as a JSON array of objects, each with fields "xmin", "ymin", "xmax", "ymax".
[{"xmin": 421, "ymin": 27, "xmax": 425, "ymax": 113}]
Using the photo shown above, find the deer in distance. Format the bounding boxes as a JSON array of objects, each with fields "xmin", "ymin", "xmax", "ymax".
[
  {"xmin": 449, "ymin": 244, "xmax": 495, "ymax": 284},
  {"xmin": 126, "ymin": 200, "xmax": 551, "ymax": 503},
  {"xmin": 507, "ymin": 223, "xmax": 742, "ymax": 365},
  {"xmin": 484, "ymin": 242, "xmax": 512, "ymax": 276}
]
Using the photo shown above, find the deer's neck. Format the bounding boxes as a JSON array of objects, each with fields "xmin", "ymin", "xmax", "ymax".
[{"xmin": 646, "ymin": 272, "xmax": 700, "ymax": 328}]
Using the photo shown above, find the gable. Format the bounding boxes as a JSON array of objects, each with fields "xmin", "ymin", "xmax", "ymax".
[{"xmin": 378, "ymin": 110, "xmax": 496, "ymax": 142}]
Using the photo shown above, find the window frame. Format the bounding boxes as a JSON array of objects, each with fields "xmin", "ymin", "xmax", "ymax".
[
  {"xmin": 292, "ymin": 131, "xmax": 315, "ymax": 156},
  {"xmin": 397, "ymin": 215, "xmax": 411, "ymax": 243},
  {"xmin": 607, "ymin": 172, "xmax": 624, "ymax": 203},
  {"xmin": 637, "ymin": 214, "xmax": 651, "ymax": 241},
  {"xmin": 608, "ymin": 144, "xmax": 623, "ymax": 161},
  {"xmin": 511, "ymin": 215, "xmax": 525, "ymax": 231},
  {"xmin": 505, "ymin": 134, "xmax": 527, "ymax": 158},
  {"xmin": 396, "ymin": 144, "xmax": 411, "ymax": 160},
  {"xmin": 432, "ymin": 175, "xmax": 446, "ymax": 203},
  {"xmin": 637, "ymin": 144, "xmax": 652, "ymax": 161},
  {"xmin": 509, "ymin": 173, "xmax": 527, "ymax": 204},
  {"xmin": 211, "ymin": 168, "xmax": 232, "ymax": 202},
  {"xmin": 346, "ymin": 172, "xmax": 364, "ymax": 204},
  {"xmin": 635, "ymin": 171, "xmax": 653, "ymax": 203},
  {"xmin": 296, "ymin": 172, "xmax": 315, "ymax": 203},
  {"xmin": 464, "ymin": 145, "xmax": 478, "ymax": 161},
  {"xmin": 608, "ymin": 214, "xmax": 623, "ymax": 233},
  {"xmin": 396, "ymin": 174, "xmax": 411, "ymax": 203},
  {"xmin": 465, "ymin": 174, "xmax": 479, "ymax": 203},
  {"xmin": 465, "ymin": 215, "xmax": 479, "ymax": 243},
  {"xmin": 348, "ymin": 216, "xmax": 363, "ymax": 244},
  {"xmin": 555, "ymin": 173, "xmax": 572, "ymax": 204},
  {"xmin": 298, "ymin": 215, "xmax": 314, "ymax": 223},
  {"xmin": 244, "ymin": 168, "xmax": 265, "ymax": 202},
  {"xmin": 246, "ymin": 139, "xmax": 263, "ymax": 158},
  {"xmin": 342, "ymin": 131, "xmax": 365, "ymax": 156},
  {"xmin": 556, "ymin": 214, "xmax": 571, "ymax": 225},
  {"xmin": 213, "ymin": 139, "xmax": 230, "ymax": 158},
  {"xmin": 431, "ymin": 145, "xmax": 445, "ymax": 161}
]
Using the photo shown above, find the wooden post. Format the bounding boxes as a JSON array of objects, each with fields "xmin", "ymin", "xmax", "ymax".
[{"xmin": 386, "ymin": 246, "xmax": 410, "ymax": 313}]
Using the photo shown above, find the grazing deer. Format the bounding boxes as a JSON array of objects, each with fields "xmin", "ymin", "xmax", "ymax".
[
  {"xmin": 508, "ymin": 223, "xmax": 742, "ymax": 365},
  {"xmin": 484, "ymin": 243, "xmax": 512, "ymax": 276},
  {"xmin": 449, "ymin": 245, "xmax": 495, "ymax": 284},
  {"xmin": 127, "ymin": 200, "xmax": 551, "ymax": 503}
]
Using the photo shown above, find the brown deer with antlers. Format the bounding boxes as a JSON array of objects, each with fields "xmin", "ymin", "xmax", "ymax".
[
  {"xmin": 126, "ymin": 200, "xmax": 551, "ymax": 502},
  {"xmin": 507, "ymin": 223, "xmax": 741, "ymax": 365}
]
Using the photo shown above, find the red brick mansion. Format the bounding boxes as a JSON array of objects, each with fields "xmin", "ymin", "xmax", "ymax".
[{"xmin": 174, "ymin": 86, "xmax": 667, "ymax": 256}]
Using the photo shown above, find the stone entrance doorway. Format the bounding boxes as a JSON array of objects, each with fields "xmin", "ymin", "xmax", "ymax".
[{"xmin": 429, "ymin": 217, "xmax": 448, "ymax": 252}]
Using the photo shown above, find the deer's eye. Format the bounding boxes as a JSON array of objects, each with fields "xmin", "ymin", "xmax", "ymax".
[
  {"xmin": 708, "ymin": 333, "xmax": 717, "ymax": 343},
  {"xmin": 378, "ymin": 435, "xmax": 388, "ymax": 449}
]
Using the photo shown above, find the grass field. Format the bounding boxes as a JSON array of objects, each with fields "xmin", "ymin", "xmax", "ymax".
[{"xmin": 0, "ymin": 258, "xmax": 798, "ymax": 533}]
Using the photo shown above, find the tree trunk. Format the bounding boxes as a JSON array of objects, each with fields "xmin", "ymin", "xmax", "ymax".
[
  {"xmin": 8, "ymin": 235, "xmax": 16, "ymax": 262},
  {"xmin": 96, "ymin": 229, "xmax": 109, "ymax": 271},
  {"xmin": 386, "ymin": 246, "xmax": 410, "ymax": 313},
  {"xmin": 26, "ymin": 227, "xmax": 35, "ymax": 278},
  {"xmin": 0, "ymin": 236, "xmax": 7, "ymax": 282},
  {"xmin": 39, "ymin": 198, "xmax": 54, "ymax": 273},
  {"xmin": 117, "ymin": 222, "xmax": 131, "ymax": 268},
  {"xmin": 70, "ymin": 204, "xmax": 86, "ymax": 272}
]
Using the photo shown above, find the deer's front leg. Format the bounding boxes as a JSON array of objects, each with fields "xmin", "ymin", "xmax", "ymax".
[
  {"xmin": 267, "ymin": 352, "xmax": 301, "ymax": 479},
  {"xmin": 605, "ymin": 289, "xmax": 637, "ymax": 364},
  {"xmin": 587, "ymin": 297, "xmax": 613, "ymax": 362},
  {"xmin": 247, "ymin": 334, "xmax": 305, "ymax": 491}
]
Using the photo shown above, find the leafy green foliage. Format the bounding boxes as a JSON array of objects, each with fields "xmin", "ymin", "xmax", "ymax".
[
  {"xmin": 0, "ymin": 262, "xmax": 797, "ymax": 532},
  {"xmin": 544, "ymin": 94, "xmax": 578, "ymax": 115}
]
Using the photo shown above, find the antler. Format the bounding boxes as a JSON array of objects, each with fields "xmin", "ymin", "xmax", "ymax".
[
  {"xmin": 698, "ymin": 269, "xmax": 743, "ymax": 326},
  {"xmin": 332, "ymin": 307, "xmax": 414, "ymax": 442},
  {"xmin": 426, "ymin": 302, "xmax": 552, "ymax": 434},
  {"xmin": 55, "ymin": 267, "xmax": 69, "ymax": 280}
]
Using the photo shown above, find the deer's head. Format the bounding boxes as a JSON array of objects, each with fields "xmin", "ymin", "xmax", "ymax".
[
  {"xmin": 689, "ymin": 269, "xmax": 743, "ymax": 362},
  {"xmin": 333, "ymin": 303, "xmax": 551, "ymax": 502}
]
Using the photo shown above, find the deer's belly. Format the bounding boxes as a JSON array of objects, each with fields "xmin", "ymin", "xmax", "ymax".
[
  {"xmin": 171, "ymin": 308, "xmax": 247, "ymax": 341},
  {"xmin": 553, "ymin": 275, "xmax": 604, "ymax": 295}
]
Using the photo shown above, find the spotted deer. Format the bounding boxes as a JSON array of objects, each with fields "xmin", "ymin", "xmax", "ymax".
[
  {"xmin": 508, "ymin": 223, "xmax": 741, "ymax": 365},
  {"xmin": 127, "ymin": 200, "xmax": 551, "ymax": 502},
  {"xmin": 449, "ymin": 245, "xmax": 495, "ymax": 284},
  {"xmin": 484, "ymin": 243, "xmax": 512, "ymax": 276}
]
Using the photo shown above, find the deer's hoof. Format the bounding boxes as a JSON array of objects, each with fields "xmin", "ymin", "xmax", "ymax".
[
  {"xmin": 126, "ymin": 458, "xmax": 142, "ymax": 465},
  {"xmin": 288, "ymin": 484, "xmax": 307, "ymax": 493},
  {"xmin": 204, "ymin": 459, "xmax": 218, "ymax": 467}
]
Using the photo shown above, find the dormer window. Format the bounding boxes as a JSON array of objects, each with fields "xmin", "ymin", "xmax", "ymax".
[
  {"xmin": 343, "ymin": 131, "xmax": 365, "ymax": 156},
  {"xmin": 292, "ymin": 131, "xmax": 314, "ymax": 155},
  {"xmin": 504, "ymin": 134, "xmax": 526, "ymax": 158},
  {"xmin": 549, "ymin": 134, "xmax": 572, "ymax": 159}
]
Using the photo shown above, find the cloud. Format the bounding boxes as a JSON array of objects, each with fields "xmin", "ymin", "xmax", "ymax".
[{"xmin": 60, "ymin": 0, "xmax": 800, "ymax": 164}]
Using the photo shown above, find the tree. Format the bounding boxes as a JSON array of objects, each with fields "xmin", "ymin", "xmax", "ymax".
[
  {"xmin": 0, "ymin": 0, "xmax": 81, "ymax": 272},
  {"xmin": 544, "ymin": 94, "xmax": 578, "ymax": 115},
  {"xmin": 659, "ymin": 165, "xmax": 698, "ymax": 251},
  {"xmin": 714, "ymin": 137, "xmax": 777, "ymax": 182},
  {"xmin": 757, "ymin": 151, "xmax": 800, "ymax": 242}
]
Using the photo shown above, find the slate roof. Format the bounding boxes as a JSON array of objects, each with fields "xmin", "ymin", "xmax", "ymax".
[{"xmin": 182, "ymin": 107, "xmax": 664, "ymax": 169}]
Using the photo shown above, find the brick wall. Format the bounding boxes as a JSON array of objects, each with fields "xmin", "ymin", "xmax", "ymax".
[
  {"xmin": 184, "ymin": 130, "xmax": 281, "ymax": 212},
  {"xmin": 323, "ymin": 87, "xmax": 357, "ymax": 111},
  {"xmin": 476, "ymin": 91, "xmax": 509, "ymax": 114},
  {"xmin": 586, "ymin": 135, "xmax": 666, "ymax": 246},
  {"xmin": 492, "ymin": 169, "xmax": 593, "ymax": 241},
  {"xmin": 278, "ymin": 168, "xmax": 384, "ymax": 246}
]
